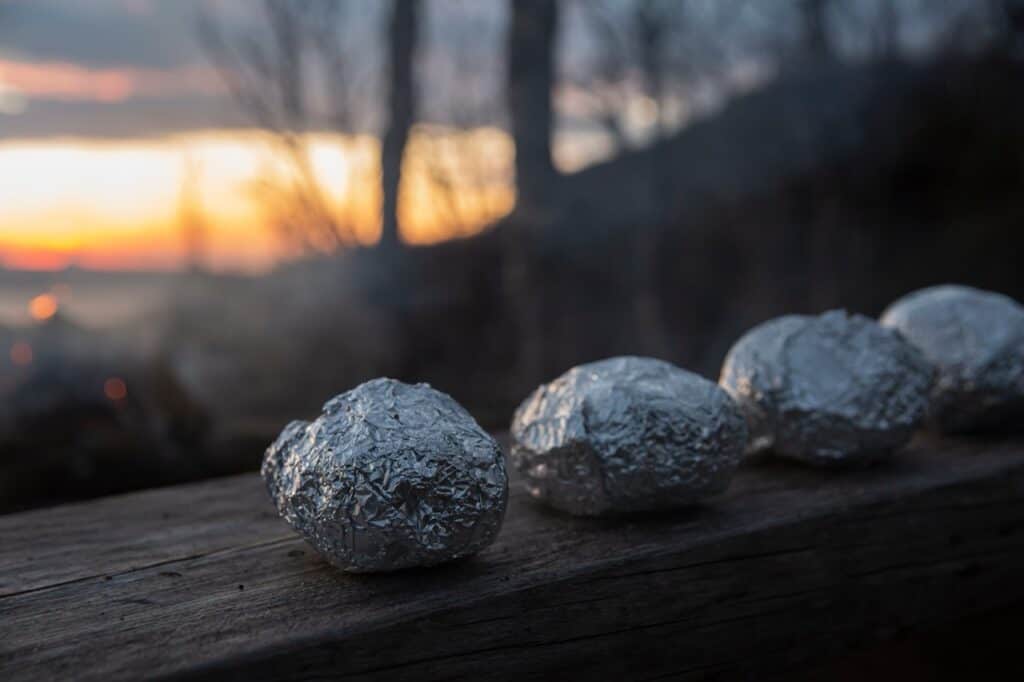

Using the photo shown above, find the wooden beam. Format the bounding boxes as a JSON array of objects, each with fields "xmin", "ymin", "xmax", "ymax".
[{"xmin": 3, "ymin": 435, "xmax": 1024, "ymax": 680}]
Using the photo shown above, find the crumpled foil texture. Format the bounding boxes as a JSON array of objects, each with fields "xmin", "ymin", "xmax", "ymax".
[
  {"xmin": 511, "ymin": 356, "xmax": 748, "ymax": 516},
  {"xmin": 262, "ymin": 378, "xmax": 507, "ymax": 572},
  {"xmin": 720, "ymin": 310, "xmax": 933, "ymax": 466},
  {"xmin": 881, "ymin": 285, "xmax": 1024, "ymax": 433}
]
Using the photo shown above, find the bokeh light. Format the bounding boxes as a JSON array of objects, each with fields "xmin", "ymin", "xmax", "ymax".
[
  {"xmin": 28, "ymin": 294, "xmax": 58, "ymax": 321},
  {"xmin": 10, "ymin": 341, "xmax": 33, "ymax": 366},
  {"xmin": 104, "ymin": 377, "xmax": 128, "ymax": 401}
]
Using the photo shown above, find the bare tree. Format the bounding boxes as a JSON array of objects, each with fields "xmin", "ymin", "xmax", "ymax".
[
  {"xmin": 998, "ymin": 0, "xmax": 1024, "ymax": 49},
  {"xmin": 568, "ymin": 0, "xmax": 748, "ymax": 151},
  {"xmin": 199, "ymin": 2, "xmax": 340, "ymax": 252},
  {"xmin": 508, "ymin": 0, "xmax": 560, "ymax": 224},
  {"xmin": 177, "ymin": 154, "xmax": 207, "ymax": 272},
  {"xmin": 568, "ymin": 0, "xmax": 715, "ymax": 355},
  {"xmin": 504, "ymin": 0, "xmax": 561, "ymax": 382},
  {"xmin": 199, "ymin": 1, "xmax": 397, "ymax": 254},
  {"xmin": 412, "ymin": 1, "xmax": 510, "ymax": 237},
  {"xmin": 799, "ymin": 0, "xmax": 833, "ymax": 60},
  {"xmin": 628, "ymin": 0, "xmax": 689, "ymax": 355},
  {"xmin": 633, "ymin": 1, "xmax": 674, "ymax": 139},
  {"xmin": 380, "ymin": 0, "xmax": 420, "ymax": 251},
  {"xmin": 567, "ymin": 1, "xmax": 632, "ymax": 149},
  {"xmin": 876, "ymin": 0, "xmax": 900, "ymax": 58},
  {"xmin": 823, "ymin": 1, "xmax": 889, "ymax": 61}
]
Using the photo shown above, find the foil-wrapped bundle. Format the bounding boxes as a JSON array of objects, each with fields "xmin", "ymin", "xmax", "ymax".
[
  {"xmin": 881, "ymin": 285, "xmax": 1024, "ymax": 433},
  {"xmin": 262, "ymin": 378, "xmax": 507, "ymax": 572},
  {"xmin": 720, "ymin": 310, "xmax": 933, "ymax": 466},
  {"xmin": 511, "ymin": 356, "xmax": 747, "ymax": 516}
]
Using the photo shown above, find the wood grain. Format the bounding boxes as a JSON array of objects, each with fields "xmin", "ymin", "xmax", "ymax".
[{"xmin": 3, "ymin": 434, "xmax": 1024, "ymax": 681}]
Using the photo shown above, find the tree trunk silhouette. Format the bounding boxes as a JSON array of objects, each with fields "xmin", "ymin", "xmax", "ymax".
[
  {"xmin": 877, "ymin": 0, "xmax": 899, "ymax": 58},
  {"xmin": 1002, "ymin": 0, "xmax": 1024, "ymax": 49},
  {"xmin": 178, "ymin": 156, "xmax": 208, "ymax": 273},
  {"xmin": 505, "ymin": 0, "xmax": 560, "ymax": 385},
  {"xmin": 380, "ymin": 0, "xmax": 419, "ymax": 251},
  {"xmin": 633, "ymin": 0, "xmax": 671, "ymax": 358},
  {"xmin": 508, "ymin": 0, "xmax": 558, "ymax": 223},
  {"xmin": 799, "ymin": 0, "xmax": 831, "ymax": 60}
]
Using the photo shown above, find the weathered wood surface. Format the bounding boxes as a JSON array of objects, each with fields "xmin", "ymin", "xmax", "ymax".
[{"xmin": 3, "ymin": 434, "xmax": 1024, "ymax": 681}]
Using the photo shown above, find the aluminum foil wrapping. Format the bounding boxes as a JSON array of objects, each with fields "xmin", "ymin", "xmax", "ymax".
[
  {"xmin": 510, "ymin": 356, "xmax": 748, "ymax": 516},
  {"xmin": 881, "ymin": 285, "xmax": 1024, "ymax": 433},
  {"xmin": 262, "ymin": 378, "xmax": 508, "ymax": 572},
  {"xmin": 719, "ymin": 310, "xmax": 933, "ymax": 466}
]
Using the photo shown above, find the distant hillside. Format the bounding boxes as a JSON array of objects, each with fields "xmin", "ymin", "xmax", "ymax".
[
  {"xmin": 551, "ymin": 56, "xmax": 1022, "ymax": 245},
  {"xmin": 410, "ymin": 54, "xmax": 1024, "ymax": 398}
]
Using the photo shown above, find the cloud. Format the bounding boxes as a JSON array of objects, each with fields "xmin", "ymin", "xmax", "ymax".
[
  {"xmin": 0, "ymin": 0, "xmax": 203, "ymax": 69},
  {"xmin": 0, "ymin": 1, "xmax": 239, "ymax": 138},
  {"xmin": 0, "ymin": 95, "xmax": 247, "ymax": 139},
  {"xmin": 0, "ymin": 58, "xmax": 222, "ymax": 103},
  {"xmin": 0, "ymin": 82, "xmax": 27, "ymax": 114}
]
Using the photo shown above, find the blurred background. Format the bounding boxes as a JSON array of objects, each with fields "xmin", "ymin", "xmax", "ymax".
[{"xmin": 1, "ymin": 0, "xmax": 1023, "ymax": 512}]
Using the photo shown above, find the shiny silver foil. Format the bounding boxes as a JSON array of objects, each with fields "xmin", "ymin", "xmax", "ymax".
[
  {"xmin": 262, "ymin": 378, "xmax": 507, "ymax": 572},
  {"xmin": 510, "ymin": 356, "xmax": 748, "ymax": 516},
  {"xmin": 881, "ymin": 285, "xmax": 1024, "ymax": 433},
  {"xmin": 720, "ymin": 310, "xmax": 933, "ymax": 466}
]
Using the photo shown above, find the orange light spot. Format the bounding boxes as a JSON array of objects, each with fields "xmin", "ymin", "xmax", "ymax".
[
  {"xmin": 28, "ymin": 293, "xmax": 58, "ymax": 321},
  {"xmin": 10, "ymin": 341, "xmax": 33, "ymax": 366},
  {"xmin": 104, "ymin": 377, "xmax": 128, "ymax": 401}
]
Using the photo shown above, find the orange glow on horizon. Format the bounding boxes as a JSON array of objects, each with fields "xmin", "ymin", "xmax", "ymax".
[{"xmin": 0, "ymin": 128, "xmax": 513, "ymax": 272}]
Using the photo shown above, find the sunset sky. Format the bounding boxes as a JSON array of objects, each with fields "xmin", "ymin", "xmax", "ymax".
[
  {"xmin": 0, "ymin": 0, "xmax": 976, "ymax": 272},
  {"xmin": 0, "ymin": 0, "xmax": 744, "ymax": 272},
  {"xmin": 0, "ymin": 0, "xmax": 516, "ymax": 272},
  {"xmin": 0, "ymin": 128, "xmax": 515, "ymax": 272}
]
